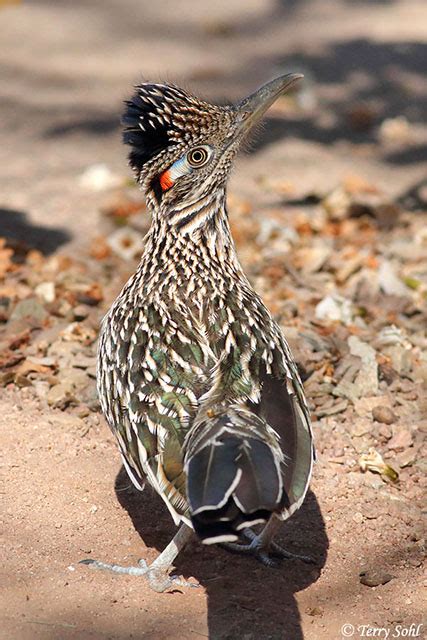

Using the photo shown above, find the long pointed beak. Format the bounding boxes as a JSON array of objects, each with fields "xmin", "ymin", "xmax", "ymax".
[{"xmin": 235, "ymin": 73, "xmax": 303, "ymax": 134}]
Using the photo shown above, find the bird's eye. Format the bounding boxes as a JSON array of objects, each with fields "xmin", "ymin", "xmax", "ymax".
[{"xmin": 187, "ymin": 146, "xmax": 211, "ymax": 168}]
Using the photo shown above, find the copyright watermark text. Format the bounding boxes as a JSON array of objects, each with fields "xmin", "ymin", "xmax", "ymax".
[{"xmin": 341, "ymin": 623, "xmax": 423, "ymax": 638}]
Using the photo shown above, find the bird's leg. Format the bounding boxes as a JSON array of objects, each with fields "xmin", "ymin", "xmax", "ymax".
[
  {"xmin": 220, "ymin": 517, "xmax": 315, "ymax": 567},
  {"xmin": 80, "ymin": 523, "xmax": 198, "ymax": 592}
]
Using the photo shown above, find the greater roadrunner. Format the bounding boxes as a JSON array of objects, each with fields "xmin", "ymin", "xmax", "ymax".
[{"xmin": 82, "ymin": 74, "xmax": 314, "ymax": 592}]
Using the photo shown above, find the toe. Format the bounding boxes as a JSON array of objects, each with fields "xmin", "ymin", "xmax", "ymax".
[
  {"xmin": 255, "ymin": 550, "xmax": 280, "ymax": 568},
  {"xmin": 270, "ymin": 543, "xmax": 316, "ymax": 564}
]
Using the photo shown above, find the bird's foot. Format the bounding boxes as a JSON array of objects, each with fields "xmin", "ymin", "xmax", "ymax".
[
  {"xmin": 79, "ymin": 558, "xmax": 199, "ymax": 593},
  {"xmin": 220, "ymin": 537, "xmax": 278, "ymax": 567},
  {"xmin": 220, "ymin": 528, "xmax": 315, "ymax": 568},
  {"xmin": 245, "ymin": 528, "xmax": 315, "ymax": 564}
]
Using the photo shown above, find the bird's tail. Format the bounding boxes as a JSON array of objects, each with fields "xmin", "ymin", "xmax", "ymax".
[{"xmin": 184, "ymin": 405, "xmax": 287, "ymax": 544}]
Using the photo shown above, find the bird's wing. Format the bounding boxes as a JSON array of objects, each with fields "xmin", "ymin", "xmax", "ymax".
[
  {"xmin": 98, "ymin": 299, "xmax": 215, "ymax": 524},
  {"xmin": 204, "ymin": 287, "xmax": 314, "ymax": 518},
  {"xmin": 257, "ymin": 351, "xmax": 314, "ymax": 519}
]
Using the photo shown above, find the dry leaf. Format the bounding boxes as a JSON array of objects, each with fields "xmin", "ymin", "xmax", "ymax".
[{"xmin": 359, "ymin": 448, "xmax": 399, "ymax": 482}]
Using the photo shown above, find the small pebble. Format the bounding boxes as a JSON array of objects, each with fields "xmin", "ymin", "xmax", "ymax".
[
  {"xmin": 353, "ymin": 512, "xmax": 364, "ymax": 524},
  {"xmin": 359, "ymin": 570, "xmax": 394, "ymax": 587},
  {"xmin": 73, "ymin": 304, "xmax": 90, "ymax": 321},
  {"xmin": 378, "ymin": 423, "xmax": 393, "ymax": 440},
  {"xmin": 76, "ymin": 405, "xmax": 91, "ymax": 418},
  {"xmin": 372, "ymin": 406, "xmax": 397, "ymax": 425}
]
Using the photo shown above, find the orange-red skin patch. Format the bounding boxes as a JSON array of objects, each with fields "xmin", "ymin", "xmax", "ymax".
[{"xmin": 159, "ymin": 170, "xmax": 174, "ymax": 192}]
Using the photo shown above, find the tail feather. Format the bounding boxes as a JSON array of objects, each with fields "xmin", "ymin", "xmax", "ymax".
[
  {"xmin": 184, "ymin": 407, "xmax": 287, "ymax": 544},
  {"xmin": 187, "ymin": 436, "xmax": 242, "ymax": 516},
  {"xmin": 233, "ymin": 438, "xmax": 282, "ymax": 513}
]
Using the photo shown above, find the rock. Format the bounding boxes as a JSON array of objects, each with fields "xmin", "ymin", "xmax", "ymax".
[
  {"xmin": 107, "ymin": 227, "xmax": 143, "ymax": 261},
  {"xmin": 378, "ymin": 116, "xmax": 413, "ymax": 145},
  {"xmin": 361, "ymin": 502, "xmax": 382, "ymax": 520},
  {"xmin": 32, "ymin": 380, "xmax": 51, "ymax": 399},
  {"xmin": 56, "ymin": 300, "xmax": 73, "ymax": 318},
  {"xmin": 372, "ymin": 406, "xmax": 397, "ymax": 425},
  {"xmin": 396, "ymin": 448, "xmax": 417, "ymax": 468},
  {"xmin": 60, "ymin": 322, "xmax": 97, "ymax": 345},
  {"xmin": 359, "ymin": 569, "xmax": 394, "ymax": 587},
  {"xmin": 15, "ymin": 358, "xmax": 53, "ymax": 376},
  {"xmin": 75, "ymin": 283, "xmax": 103, "ymax": 306},
  {"xmin": 316, "ymin": 399, "xmax": 348, "ymax": 418},
  {"xmin": 34, "ymin": 281, "xmax": 56, "ymax": 303},
  {"xmin": 348, "ymin": 335, "xmax": 379, "ymax": 396},
  {"xmin": 333, "ymin": 378, "xmax": 360, "ymax": 403},
  {"xmin": 387, "ymin": 428, "xmax": 413, "ymax": 451},
  {"xmin": 79, "ymin": 163, "xmax": 124, "ymax": 191},
  {"xmin": 385, "ymin": 345, "xmax": 413, "ymax": 376},
  {"xmin": 9, "ymin": 298, "xmax": 48, "ymax": 325},
  {"xmin": 73, "ymin": 304, "xmax": 90, "ymax": 321},
  {"xmin": 322, "ymin": 186, "xmax": 351, "ymax": 220},
  {"xmin": 354, "ymin": 397, "xmax": 389, "ymax": 418},
  {"xmin": 72, "ymin": 353, "xmax": 96, "ymax": 370},
  {"xmin": 351, "ymin": 418, "xmax": 372, "ymax": 437},
  {"xmin": 315, "ymin": 294, "xmax": 354, "ymax": 325},
  {"xmin": 293, "ymin": 245, "xmax": 331, "ymax": 274},
  {"xmin": 47, "ymin": 383, "xmax": 76, "ymax": 409},
  {"xmin": 375, "ymin": 325, "xmax": 412, "ymax": 376},
  {"xmin": 375, "ymin": 324, "xmax": 411, "ymax": 349},
  {"xmin": 365, "ymin": 474, "xmax": 385, "ymax": 491},
  {"xmin": 77, "ymin": 381, "xmax": 99, "ymax": 409},
  {"xmin": 378, "ymin": 363, "xmax": 399, "ymax": 385},
  {"xmin": 335, "ymin": 254, "xmax": 364, "ymax": 283},
  {"xmin": 33, "ymin": 321, "xmax": 66, "ymax": 352},
  {"xmin": 60, "ymin": 367, "xmax": 90, "ymax": 390},
  {"xmin": 378, "ymin": 423, "xmax": 393, "ymax": 440},
  {"xmin": 414, "ymin": 364, "xmax": 427, "ymax": 386},
  {"xmin": 47, "ymin": 339, "xmax": 78, "ymax": 362},
  {"xmin": 76, "ymin": 405, "xmax": 91, "ymax": 418}
]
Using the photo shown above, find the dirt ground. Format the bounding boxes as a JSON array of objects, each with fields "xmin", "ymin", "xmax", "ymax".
[{"xmin": 1, "ymin": 1, "xmax": 426, "ymax": 639}]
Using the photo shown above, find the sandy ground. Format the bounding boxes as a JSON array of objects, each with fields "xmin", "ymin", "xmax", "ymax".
[{"xmin": 1, "ymin": 1, "xmax": 426, "ymax": 639}]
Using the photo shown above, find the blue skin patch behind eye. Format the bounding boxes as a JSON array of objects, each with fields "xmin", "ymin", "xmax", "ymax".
[{"xmin": 169, "ymin": 156, "xmax": 191, "ymax": 180}]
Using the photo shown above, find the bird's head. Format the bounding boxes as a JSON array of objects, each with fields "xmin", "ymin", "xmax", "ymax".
[{"xmin": 123, "ymin": 74, "xmax": 302, "ymax": 213}]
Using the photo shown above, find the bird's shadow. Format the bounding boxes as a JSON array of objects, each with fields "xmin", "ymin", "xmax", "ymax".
[
  {"xmin": 0, "ymin": 208, "xmax": 71, "ymax": 255},
  {"xmin": 115, "ymin": 466, "xmax": 328, "ymax": 640}
]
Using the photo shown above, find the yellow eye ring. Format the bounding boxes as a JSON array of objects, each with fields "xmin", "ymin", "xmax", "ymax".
[{"xmin": 187, "ymin": 146, "xmax": 210, "ymax": 168}]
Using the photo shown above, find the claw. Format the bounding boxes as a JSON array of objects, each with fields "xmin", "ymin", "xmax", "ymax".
[
  {"xmin": 242, "ymin": 529, "xmax": 316, "ymax": 565},
  {"xmin": 137, "ymin": 560, "xmax": 199, "ymax": 592},
  {"xmin": 219, "ymin": 522, "xmax": 316, "ymax": 568},
  {"xmin": 79, "ymin": 557, "xmax": 199, "ymax": 592}
]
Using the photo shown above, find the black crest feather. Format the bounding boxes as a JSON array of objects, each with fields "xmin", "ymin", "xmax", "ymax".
[
  {"xmin": 122, "ymin": 82, "xmax": 232, "ymax": 177},
  {"xmin": 122, "ymin": 84, "xmax": 182, "ymax": 171}
]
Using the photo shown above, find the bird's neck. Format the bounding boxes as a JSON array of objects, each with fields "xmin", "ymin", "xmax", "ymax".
[{"xmin": 141, "ymin": 188, "xmax": 245, "ymax": 285}]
